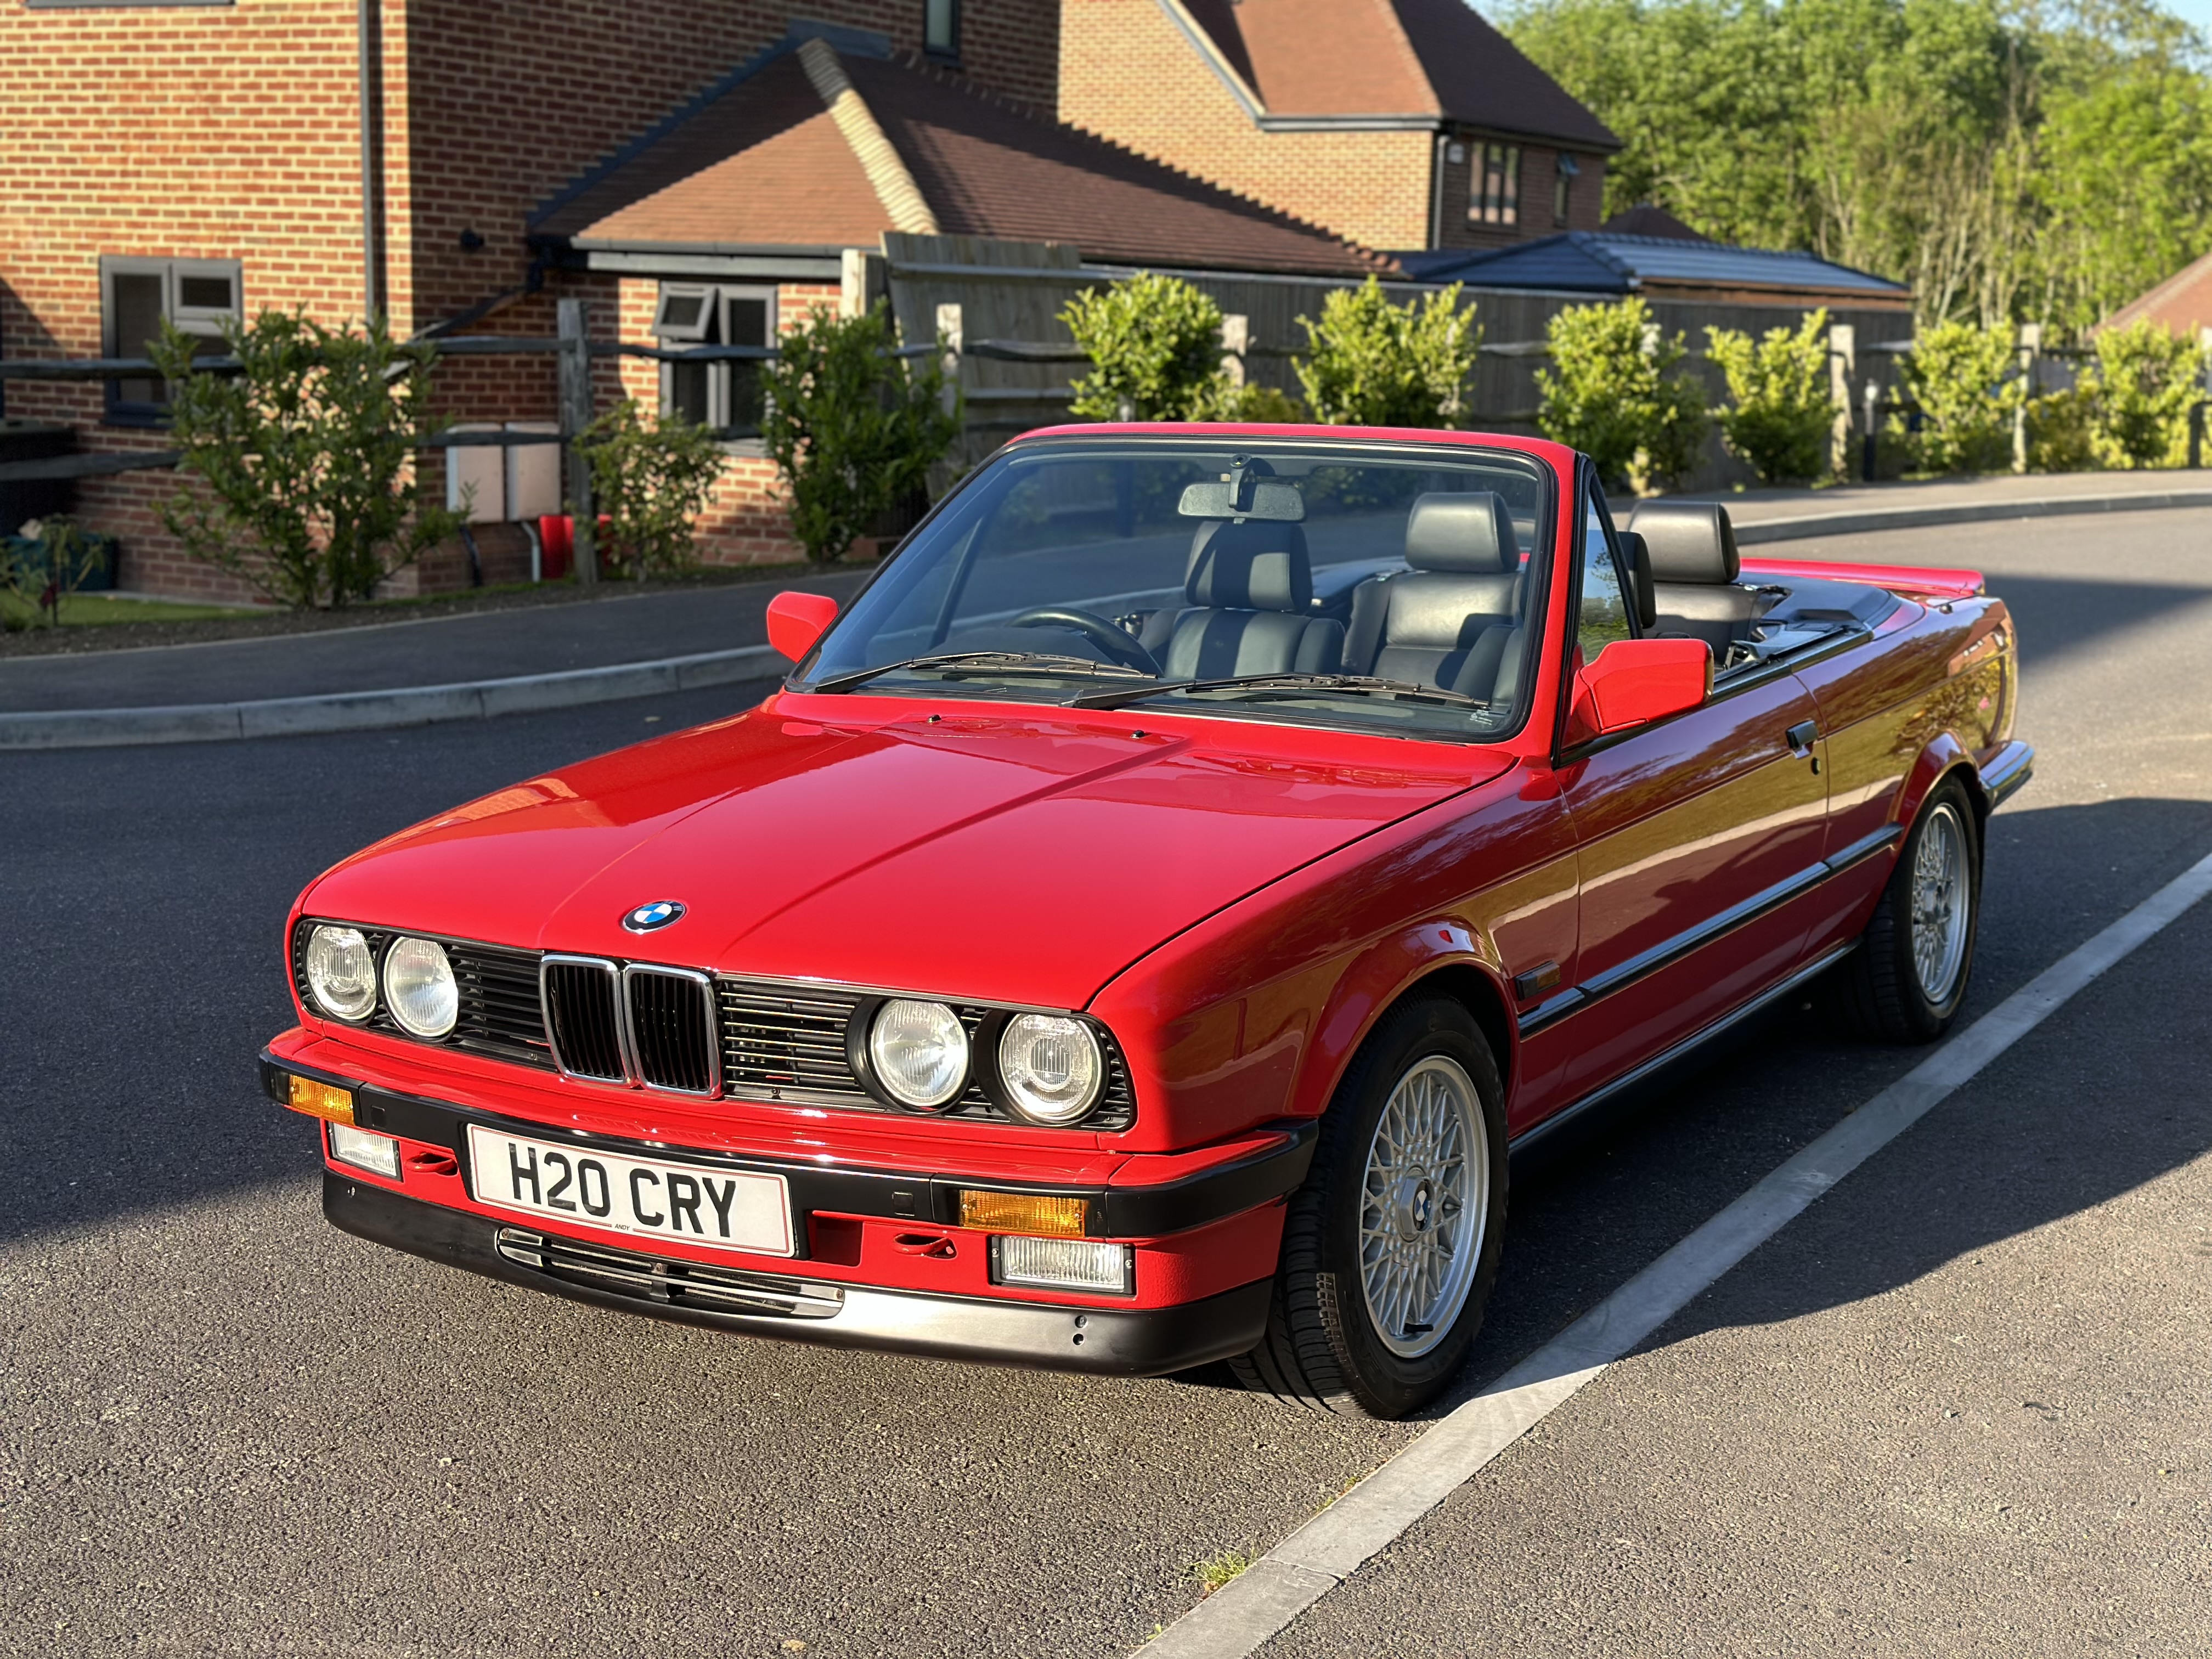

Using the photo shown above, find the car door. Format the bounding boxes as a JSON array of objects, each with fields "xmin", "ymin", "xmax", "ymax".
[{"xmin": 1549, "ymin": 485, "xmax": 1830, "ymax": 1101}]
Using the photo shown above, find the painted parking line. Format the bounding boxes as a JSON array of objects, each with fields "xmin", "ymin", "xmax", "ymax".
[{"xmin": 1137, "ymin": 846, "xmax": 2212, "ymax": 1659}]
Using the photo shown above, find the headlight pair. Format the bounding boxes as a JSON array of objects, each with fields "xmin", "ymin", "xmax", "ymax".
[
  {"xmin": 863, "ymin": 998, "xmax": 1105, "ymax": 1127},
  {"xmin": 302, "ymin": 923, "xmax": 458, "ymax": 1039}
]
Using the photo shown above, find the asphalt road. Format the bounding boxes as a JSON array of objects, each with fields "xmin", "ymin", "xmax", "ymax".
[{"xmin": 4, "ymin": 509, "xmax": 2209, "ymax": 1657}]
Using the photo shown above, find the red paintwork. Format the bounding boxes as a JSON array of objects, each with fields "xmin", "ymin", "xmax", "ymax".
[
  {"xmin": 273, "ymin": 422, "xmax": 2025, "ymax": 1335},
  {"xmin": 766, "ymin": 590, "xmax": 839, "ymax": 661}
]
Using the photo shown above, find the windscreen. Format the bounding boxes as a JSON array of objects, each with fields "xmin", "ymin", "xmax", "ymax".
[{"xmin": 797, "ymin": 438, "xmax": 1556, "ymax": 742}]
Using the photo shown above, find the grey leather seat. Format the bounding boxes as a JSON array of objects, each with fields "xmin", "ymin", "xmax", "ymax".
[
  {"xmin": 1626, "ymin": 501, "xmax": 1757, "ymax": 653},
  {"xmin": 1156, "ymin": 518, "xmax": 1344, "ymax": 680},
  {"xmin": 1342, "ymin": 492, "xmax": 1525, "ymax": 698}
]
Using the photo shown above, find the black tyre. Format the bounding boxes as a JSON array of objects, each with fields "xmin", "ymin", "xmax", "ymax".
[
  {"xmin": 1833, "ymin": 778, "xmax": 1982, "ymax": 1044},
  {"xmin": 1231, "ymin": 998, "xmax": 1508, "ymax": 1419}
]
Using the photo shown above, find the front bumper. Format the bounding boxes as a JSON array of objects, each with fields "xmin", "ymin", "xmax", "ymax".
[{"xmin": 326, "ymin": 1175, "xmax": 1272, "ymax": 1375}]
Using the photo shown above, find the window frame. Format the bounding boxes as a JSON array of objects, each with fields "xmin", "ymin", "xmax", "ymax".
[
  {"xmin": 99, "ymin": 255, "xmax": 243, "ymax": 426},
  {"xmin": 923, "ymin": 0, "xmax": 961, "ymax": 61},
  {"xmin": 1553, "ymin": 154, "xmax": 1581, "ymax": 228},
  {"xmin": 651, "ymin": 280, "xmax": 776, "ymax": 442},
  {"xmin": 1469, "ymin": 142, "xmax": 1522, "ymax": 228}
]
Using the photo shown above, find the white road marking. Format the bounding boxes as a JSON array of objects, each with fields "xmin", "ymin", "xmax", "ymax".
[{"xmin": 1137, "ymin": 845, "xmax": 2212, "ymax": 1659}]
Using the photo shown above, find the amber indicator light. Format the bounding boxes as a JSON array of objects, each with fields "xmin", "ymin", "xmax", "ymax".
[
  {"xmin": 956, "ymin": 1190, "xmax": 1087, "ymax": 1237},
  {"xmin": 286, "ymin": 1074, "xmax": 356, "ymax": 1125}
]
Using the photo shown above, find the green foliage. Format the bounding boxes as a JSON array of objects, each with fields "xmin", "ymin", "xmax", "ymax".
[
  {"xmin": 1705, "ymin": 308, "xmax": 1835, "ymax": 483},
  {"xmin": 1894, "ymin": 320, "xmax": 2019, "ymax": 474},
  {"xmin": 574, "ymin": 400, "xmax": 727, "ymax": 578},
  {"xmin": 1293, "ymin": 278, "xmax": 1482, "ymax": 427},
  {"xmin": 760, "ymin": 303, "xmax": 962, "ymax": 564},
  {"xmin": 1537, "ymin": 297, "xmax": 1708, "ymax": 491},
  {"xmin": 1, "ymin": 516, "xmax": 112, "ymax": 630},
  {"xmin": 1062, "ymin": 273, "xmax": 1236, "ymax": 421},
  {"xmin": 1221, "ymin": 381, "xmax": 1308, "ymax": 422},
  {"xmin": 2085, "ymin": 318, "xmax": 2209, "ymax": 467},
  {"xmin": 152, "ymin": 309, "xmax": 461, "ymax": 608},
  {"xmin": 2025, "ymin": 382, "xmax": 2099, "ymax": 472}
]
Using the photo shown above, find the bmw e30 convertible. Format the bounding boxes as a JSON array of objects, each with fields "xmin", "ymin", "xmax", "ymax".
[{"xmin": 261, "ymin": 424, "xmax": 2029, "ymax": 1419}]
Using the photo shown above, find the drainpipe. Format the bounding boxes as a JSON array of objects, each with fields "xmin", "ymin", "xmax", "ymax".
[
  {"xmin": 358, "ymin": 0, "xmax": 387, "ymax": 321},
  {"xmin": 1429, "ymin": 131, "xmax": 1449, "ymax": 251}
]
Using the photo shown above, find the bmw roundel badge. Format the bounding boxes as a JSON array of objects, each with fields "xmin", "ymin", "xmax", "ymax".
[{"xmin": 622, "ymin": 900, "xmax": 686, "ymax": 933}]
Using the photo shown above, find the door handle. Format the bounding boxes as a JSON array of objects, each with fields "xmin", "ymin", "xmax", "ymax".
[{"xmin": 1785, "ymin": 720, "xmax": 1819, "ymax": 756}]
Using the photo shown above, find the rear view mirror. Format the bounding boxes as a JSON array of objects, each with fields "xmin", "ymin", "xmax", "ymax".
[
  {"xmin": 767, "ymin": 590, "xmax": 840, "ymax": 663},
  {"xmin": 1574, "ymin": 637, "xmax": 1711, "ymax": 736},
  {"xmin": 1177, "ymin": 479, "xmax": 1306, "ymax": 521}
]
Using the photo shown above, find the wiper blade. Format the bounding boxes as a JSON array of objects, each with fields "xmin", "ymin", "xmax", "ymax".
[
  {"xmin": 809, "ymin": 651, "xmax": 1153, "ymax": 694},
  {"xmin": 1068, "ymin": 672, "xmax": 1489, "ymax": 712}
]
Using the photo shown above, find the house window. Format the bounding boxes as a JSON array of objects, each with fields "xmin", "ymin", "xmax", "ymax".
[
  {"xmin": 100, "ymin": 256, "xmax": 242, "ymax": 422},
  {"xmin": 652, "ymin": 283, "xmax": 774, "ymax": 436},
  {"xmin": 1554, "ymin": 155, "xmax": 1581, "ymax": 228},
  {"xmin": 924, "ymin": 0, "xmax": 960, "ymax": 58},
  {"xmin": 1470, "ymin": 144, "xmax": 1520, "ymax": 227}
]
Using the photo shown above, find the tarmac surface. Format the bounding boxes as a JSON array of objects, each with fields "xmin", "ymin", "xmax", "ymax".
[{"xmin": 3, "ymin": 507, "xmax": 2209, "ymax": 1656}]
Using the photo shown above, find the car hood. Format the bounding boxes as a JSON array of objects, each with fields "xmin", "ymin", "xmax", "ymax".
[{"xmin": 306, "ymin": 699, "xmax": 1508, "ymax": 1009}]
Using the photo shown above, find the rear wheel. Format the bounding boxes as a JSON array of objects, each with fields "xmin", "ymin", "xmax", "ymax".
[
  {"xmin": 1833, "ymin": 778, "xmax": 1981, "ymax": 1043},
  {"xmin": 1231, "ymin": 998, "xmax": 1508, "ymax": 1419}
]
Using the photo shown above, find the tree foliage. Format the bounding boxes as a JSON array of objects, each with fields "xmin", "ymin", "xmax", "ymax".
[
  {"xmin": 152, "ymin": 310, "xmax": 461, "ymax": 608},
  {"xmin": 1893, "ymin": 320, "xmax": 2020, "ymax": 473},
  {"xmin": 1706, "ymin": 308, "xmax": 1836, "ymax": 483},
  {"xmin": 575, "ymin": 400, "xmax": 727, "ymax": 578},
  {"xmin": 1063, "ymin": 273, "xmax": 1237, "ymax": 421},
  {"xmin": 760, "ymin": 303, "xmax": 961, "ymax": 564},
  {"xmin": 1293, "ymin": 278, "xmax": 1482, "ymax": 428},
  {"xmin": 1537, "ymin": 297, "xmax": 1708, "ymax": 491}
]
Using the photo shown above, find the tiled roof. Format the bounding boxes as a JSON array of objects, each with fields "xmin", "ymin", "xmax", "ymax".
[
  {"xmin": 1408, "ymin": 232, "xmax": 1910, "ymax": 299},
  {"xmin": 2101, "ymin": 247, "xmax": 2212, "ymax": 336},
  {"xmin": 535, "ymin": 40, "xmax": 1387, "ymax": 278},
  {"xmin": 1175, "ymin": 0, "xmax": 1617, "ymax": 149}
]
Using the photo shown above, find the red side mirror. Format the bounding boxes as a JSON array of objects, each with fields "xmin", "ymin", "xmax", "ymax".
[
  {"xmin": 766, "ymin": 590, "xmax": 840, "ymax": 663},
  {"xmin": 1572, "ymin": 637, "xmax": 1712, "ymax": 737}
]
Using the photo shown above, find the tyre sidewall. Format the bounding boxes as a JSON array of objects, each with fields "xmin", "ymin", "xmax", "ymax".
[{"xmin": 1893, "ymin": 781, "xmax": 1982, "ymax": 1036}]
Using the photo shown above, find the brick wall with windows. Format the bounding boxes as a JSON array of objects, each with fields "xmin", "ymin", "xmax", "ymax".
[{"xmin": 1434, "ymin": 139, "xmax": 1607, "ymax": 252}]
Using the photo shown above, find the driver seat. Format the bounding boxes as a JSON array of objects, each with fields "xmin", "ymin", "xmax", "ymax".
[{"xmin": 1155, "ymin": 518, "xmax": 1344, "ymax": 680}]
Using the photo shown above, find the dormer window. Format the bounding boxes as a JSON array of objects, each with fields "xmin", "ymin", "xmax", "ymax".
[
  {"xmin": 1471, "ymin": 143, "xmax": 1520, "ymax": 227},
  {"xmin": 924, "ymin": 0, "xmax": 960, "ymax": 60}
]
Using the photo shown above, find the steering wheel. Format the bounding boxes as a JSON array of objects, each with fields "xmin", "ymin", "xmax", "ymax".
[{"xmin": 1005, "ymin": 607, "xmax": 1161, "ymax": 675}]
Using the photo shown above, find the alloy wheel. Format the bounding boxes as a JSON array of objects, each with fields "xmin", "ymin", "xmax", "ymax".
[
  {"xmin": 1910, "ymin": 802, "xmax": 1972, "ymax": 1004},
  {"xmin": 1357, "ymin": 1054, "xmax": 1488, "ymax": 1359}
]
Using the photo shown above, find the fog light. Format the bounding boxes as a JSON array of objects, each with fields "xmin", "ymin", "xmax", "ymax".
[
  {"xmin": 957, "ymin": 1189, "xmax": 1087, "ymax": 1237},
  {"xmin": 990, "ymin": 1234, "xmax": 1132, "ymax": 1295},
  {"xmin": 329, "ymin": 1122, "xmax": 400, "ymax": 1180},
  {"xmin": 286, "ymin": 1074, "xmax": 355, "ymax": 1125}
]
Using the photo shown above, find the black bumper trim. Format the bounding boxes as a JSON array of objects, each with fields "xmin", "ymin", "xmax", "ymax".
[
  {"xmin": 261, "ymin": 1051, "xmax": 1314, "ymax": 1245},
  {"xmin": 324, "ymin": 1176, "xmax": 1271, "ymax": 1378}
]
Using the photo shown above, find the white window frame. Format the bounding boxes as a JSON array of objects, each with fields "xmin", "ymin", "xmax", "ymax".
[
  {"xmin": 100, "ymin": 255, "xmax": 243, "ymax": 423},
  {"xmin": 652, "ymin": 281, "xmax": 775, "ymax": 439}
]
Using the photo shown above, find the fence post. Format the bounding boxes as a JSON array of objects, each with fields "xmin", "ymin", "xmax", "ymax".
[
  {"xmin": 2013, "ymin": 323, "xmax": 2041, "ymax": 475},
  {"xmin": 1827, "ymin": 323, "xmax": 1855, "ymax": 480},
  {"xmin": 557, "ymin": 298, "xmax": 597, "ymax": 587},
  {"xmin": 935, "ymin": 302, "xmax": 962, "ymax": 421},
  {"xmin": 1220, "ymin": 313, "xmax": 1249, "ymax": 389},
  {"xmin": 1861, "ymin": 379, "xmax": 1881, "ymax": 483}
]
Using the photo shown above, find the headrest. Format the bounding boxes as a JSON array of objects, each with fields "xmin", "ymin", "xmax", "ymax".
[
  {"xmin": 1627, "ymin": 501, "xmax": 1740, "ymax": 584},
  {"xmin": 1186, "ymin": 518, "xmax": 1312, "ymax": 612},
  {"xmin": 1404, "ymin": 493, "xmax": 1518, "ymax": 574}
]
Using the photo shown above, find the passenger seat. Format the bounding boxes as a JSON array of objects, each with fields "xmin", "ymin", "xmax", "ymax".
[
  {"xmin": 1155, "ymin": 518, "xmax": 1344, "ymax": 679},
  {"xmin": 1342, "ymin": 493, "xmax": 1523, "ymax": 697},
  {"xmin": 1626, "ymin": 501, "xmax": 1758, "ymax": 652}
]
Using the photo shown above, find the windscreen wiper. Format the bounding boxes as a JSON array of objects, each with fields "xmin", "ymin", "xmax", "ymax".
[
  {"xmin": 809, "ymin": 651, "xmax": 1153, "ymax": 695},
  {"xmin": 1068, "ymin": 672, "xmax": 1489, "ymax": 712}
]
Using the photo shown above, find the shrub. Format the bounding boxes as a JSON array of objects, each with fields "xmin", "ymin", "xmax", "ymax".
[
  {"xmin": 760, "ymin": 303, "xmax": 962, "ymax": 564},
  {"xmin": 1537, "ymin": 297, "xmax": 1707, "ymax": 492},
  {"xmin": 2087, "ymin": 319, "xmax": 2208, "ymax": 469},
  {"xmin": 1893, "ymin": 321, "xmax": 2018, "ymax": 476},
  {"xmin": 1221, "ymin": 381, "xmax": 1307, "ymax": 422},
  {"xmin": 0, "ymin": 516, "xmax": 111, "ymax": 630},
  {"xmin": 153, "ymin": 309, "xmax": 462, "ymax": 608},
  {"xmin": 1062, "ymin": 273, "xmax": 1235, "ymax": 421},
  {"xmin": 574, "ymin": 400, "xmax": 726, "ymax": 578},
  {"xmin": 1705, "ymin": 308, "xmax": 1834, "ymax": 484},
  {"xmin": 1293, "ymin": 278, "xmax": 1481, "ymax": 428},
  {"xmin": 2025, "ymin": 382, "xmax": 2098, "ymax": 473}
]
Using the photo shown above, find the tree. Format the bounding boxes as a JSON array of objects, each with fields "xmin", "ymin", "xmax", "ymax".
[
  {"xmin": 1062, "ymin": 273, "xmax": 1235, "ymax": 421},
  {"xmin": 759, "ymin": 303, "xmax": 962, "ymax": 564},
  {"xmin": 1293, "ymin": 278, "xmax": 1482, "ymax": 428},
  {"xmin": 1706, "ymin": 308, "xmax": 1835, "ymax": 483},
  {"xmin": 1894, "ymin": 320, "xmax": 2019, "ymax": 473},
  {"xmin": 2086, "ymin": 318, "xmax": 2209, "ymax": 468},
  {"xmin": 152, "ymin": 309, "xmax": 461, "ymax": 608},
  {"xmin": 1537, "ymin": 297, "xmax": 1708, "ymax": 491},
  {"xmin": 574, "ymin": 400, "xmax": 727, "ymax": 577}
]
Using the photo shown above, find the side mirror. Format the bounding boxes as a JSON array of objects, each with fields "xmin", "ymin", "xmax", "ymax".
[
  {"xmin": 766, "ymin": 590, "xmax": 840, "ymax": 663},
  {"xmin": 1573, "ymin": 637, "xmax": 1711, "ymax": 737}
]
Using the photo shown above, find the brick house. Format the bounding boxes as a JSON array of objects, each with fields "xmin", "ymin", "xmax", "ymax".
[{"xmin": 0, "ymin": 0, "xmax": 1612, "ymax": 597}]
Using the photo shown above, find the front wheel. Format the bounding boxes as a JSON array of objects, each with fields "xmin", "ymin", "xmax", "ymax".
[
  {"xmin": 1833, "ymin": 778, "xmax": 1982, "ymax": 1043},
  {"xmin": 1231, "ymin": 998, "xmax": 1508, "ymax": 1419}
]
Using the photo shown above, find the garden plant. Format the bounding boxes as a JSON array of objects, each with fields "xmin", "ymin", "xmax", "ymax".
[
  {"xmin": 574, "ymin": 400, "xmax": 727, "ymax": 578},
  {"xmin": 1705, "ymin": 308, "xmax": 1835, "ymax": 484},
  {"xmin": 1537, "ymin": 297, "xmax": 1707, "ymax": 492},
  {"xmin": 1294, "ymin": 278, "xmax": 1481, "ymax": 428}
]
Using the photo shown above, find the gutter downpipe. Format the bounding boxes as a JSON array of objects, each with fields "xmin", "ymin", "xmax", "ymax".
[
  {"xmin": 1429, "ymin": 131, "xmax": 1449, "ymax": 251},
  {"xmin": 359, "ymin": 0, "xmax": 387, "ymax": 322}
]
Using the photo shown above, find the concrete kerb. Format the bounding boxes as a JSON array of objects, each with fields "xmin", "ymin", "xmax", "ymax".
[{"xmin": 7, "ymin": 484, "xmax": 2209, "ymax": 752}]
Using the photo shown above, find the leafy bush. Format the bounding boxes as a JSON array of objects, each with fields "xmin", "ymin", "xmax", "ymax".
[
  {"xmin": 1063, "ymin": 273, "xmax": 1235, "ymax": 421},
  {"xmin": 760, "ymin": 303, "xmax": 961, "ymax": 564},
  {"xmin": 1221, "ymin": 381, "xmax": 1307, "ymax": 422},
  {"xmin": 1537, "ymin": 297, "xmax": 1707, "ymax": 492},
  {"xmin": 2025, "ymin": 382, "xmax": 2098, "ymax": 473},
  {"xmin": 1705, "ymin": 308, "xmax": 1834, "ymax": 484},
  {"xmin": 1, "ymin": 516, "xmax": 112, "ymax": 630},
  {"xmin": 153, "ymin": 310, "xmax": 463, "ymax": 608},
  {"xmin": 1893, "ymin": 321, "xmax": 2018, "ymax": 475},
  {"xmin": 574, "ymin": 400, "xmax": 727, "ymax": 578},
  {"xmin": 2086, "ymin": 319, "xmax": 2208, "ymax": 469},
  {"xmin": 1293, "ymin": 278, "xmax": 1481, "ymax": 428}
]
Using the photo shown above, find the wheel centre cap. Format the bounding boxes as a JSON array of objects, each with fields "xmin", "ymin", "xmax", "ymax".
[{"xmin": 1390, "ymin": 1175, "xmax": 1435, "ymax": 1240}]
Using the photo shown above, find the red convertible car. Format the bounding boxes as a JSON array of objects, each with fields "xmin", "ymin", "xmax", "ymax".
[{"xmin": 262, "ymin": 425, "xmax": 2028, "ymax": 1418}]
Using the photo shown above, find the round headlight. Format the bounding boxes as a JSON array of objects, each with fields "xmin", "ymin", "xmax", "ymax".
[
  {"xmin": 997, "ymin": 1014, "xmax": 1103, "ymax": 1126},
  {"xmin": 382, "ymin": 936, "xmax": 458, "ymax": 1038},
  {"xmin": 303, "ymin": 924, "xmax": 376, "ymax": 1023},
  {"xmin": 867, "ymin": 999, "xmax": 968, "ymax": 1109}
]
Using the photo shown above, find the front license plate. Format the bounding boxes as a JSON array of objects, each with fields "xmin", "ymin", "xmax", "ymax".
[{"xmin": 465, "ymin": 1125, "xmax": 794, "ymax": 1257}]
